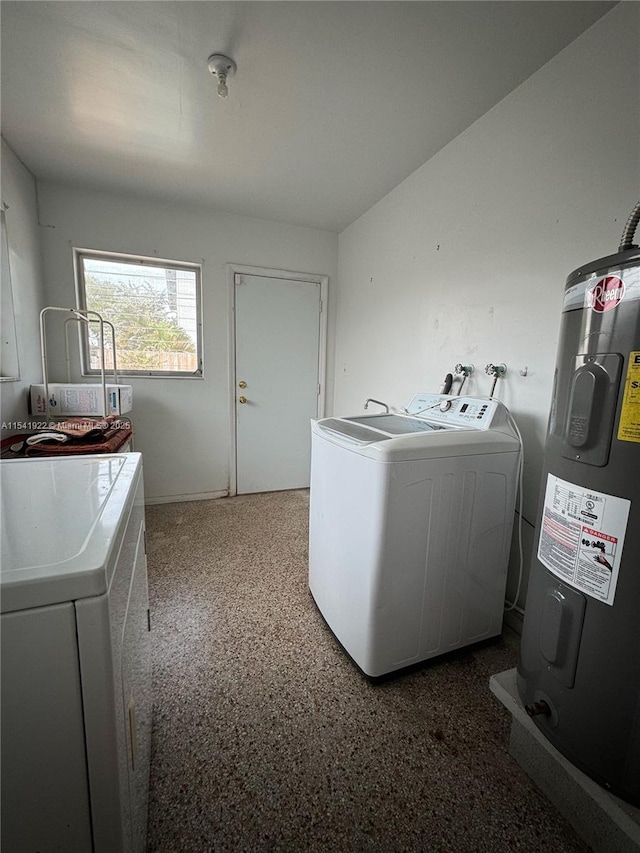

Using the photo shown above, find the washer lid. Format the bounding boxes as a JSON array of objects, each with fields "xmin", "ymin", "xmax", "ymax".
[
  {"xmin": 345, "ymin": 413, "xmax": 449, "ymax": 434},
  {"xmin": 1, "ymin": 453, "xmax": 142, "ymax": 612},
  {"xmin": 318, "ymin": 413, "xmax": 453, "ymax": 444}
]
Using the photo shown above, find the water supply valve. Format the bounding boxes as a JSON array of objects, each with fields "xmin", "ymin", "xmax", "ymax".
[
  {"xmin": 485, "ymin": 363, "xmax": 507, "ymax": 397},
  {"xmin": 485, "ymin": 363, "xmax": 507, "ymax": 378},
  {"xmin": 453, "ymin": 363, "xmax": 474, "ymax": 395}
]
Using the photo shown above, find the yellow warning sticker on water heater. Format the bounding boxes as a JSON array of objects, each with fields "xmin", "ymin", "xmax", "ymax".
[{"xmin": 617, "ymin": 352, "xmax": 640, "ymax": 443}]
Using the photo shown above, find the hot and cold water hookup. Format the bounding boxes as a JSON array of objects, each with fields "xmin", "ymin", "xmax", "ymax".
[{"xmin": 439, "ymin": 363, "xmax": 506, "ymax": 397}]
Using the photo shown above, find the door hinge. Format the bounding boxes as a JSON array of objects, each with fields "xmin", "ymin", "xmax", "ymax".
[{"xmin": 317, "ymin": 383, "xmax": 321, "ymax": 396}]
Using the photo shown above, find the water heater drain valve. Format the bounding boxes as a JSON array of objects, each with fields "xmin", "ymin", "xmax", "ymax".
[{"xmin": 525, "ymin": 699, "xmax": 551, "ymax": 718}]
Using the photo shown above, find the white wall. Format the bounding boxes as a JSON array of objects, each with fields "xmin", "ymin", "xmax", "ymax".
[
  {"xmin": 37, "ymin": 183, "xmax": 338, "ymax": 500},
  {"xmin": 0, "ymin": 139, "xmax": 46, "ymax": 427},
  {"xmin": 334, "ymin": 3, "xmax": 640, "ymax": 614}
]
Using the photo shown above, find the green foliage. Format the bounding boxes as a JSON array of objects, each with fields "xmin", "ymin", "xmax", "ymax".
[{"xmin": 85, "ymin": 275, "xmax": 196, "ymax": 370}]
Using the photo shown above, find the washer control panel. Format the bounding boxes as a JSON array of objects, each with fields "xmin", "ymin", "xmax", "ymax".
[{"xmin": 405, "ymin": 395, "xmax": 500, "ymax": 430}]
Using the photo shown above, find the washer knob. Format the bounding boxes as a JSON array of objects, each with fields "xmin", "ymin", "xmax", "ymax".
[{"xmin": 439, "ymin": 400, "xmax": 452, "ymax": 412}]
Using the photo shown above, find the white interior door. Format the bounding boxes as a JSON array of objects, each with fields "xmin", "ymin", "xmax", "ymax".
[{"xmin": 234, "ymin": 272, "xmax": 323, "ymax": 494}]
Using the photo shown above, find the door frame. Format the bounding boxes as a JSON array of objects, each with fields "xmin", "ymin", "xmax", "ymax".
[{"xmin": 226, "ymin": 263, "xmax": 329, "ymax": 496}]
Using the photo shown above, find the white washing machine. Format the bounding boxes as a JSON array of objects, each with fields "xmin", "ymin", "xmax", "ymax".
[
  {"xmin": 0, "ymin": 453, "xmax": 152, "ymax": 853},
  {"xmin": 309, "ymin": 394, "xmax": 521, "ymax": 677}
]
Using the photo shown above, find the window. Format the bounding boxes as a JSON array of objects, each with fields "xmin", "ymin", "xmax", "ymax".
[{"xmin": 75, "ymin": 249, "xmax": 202, "ymax": 377}]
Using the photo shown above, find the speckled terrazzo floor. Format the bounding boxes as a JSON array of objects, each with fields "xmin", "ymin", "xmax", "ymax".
[{"xmin": 145, "ymin": 490, "xmax": 590, "ymax": 853}]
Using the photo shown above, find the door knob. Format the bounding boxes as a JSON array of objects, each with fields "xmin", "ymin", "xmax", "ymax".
[
  {"xmin": 238, "ymin": 381, "xmax": 247, "ymax": 388},
  {"xmin": 238, "ymin": 396, "xmax": 247, "ymax": 404}
]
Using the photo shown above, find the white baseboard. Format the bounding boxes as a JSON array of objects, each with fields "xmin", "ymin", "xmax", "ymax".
[{"xmin": 145, "ymin": 489, "xmax": 228, "ymax": 506}]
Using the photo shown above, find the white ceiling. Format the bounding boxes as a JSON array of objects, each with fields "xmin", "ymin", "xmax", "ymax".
[{"xmin": 1, "ymin": 1, "xmax": 616, "ymax": 232}]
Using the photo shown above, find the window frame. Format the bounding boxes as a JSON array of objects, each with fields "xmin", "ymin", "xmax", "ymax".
[
  {"xmin": 74, "ymin": 247, "xmax": 203, "ymax": 379},
  {"xmin": 1, "ymin": 204, "xmax": 21, "ymax": 382}
]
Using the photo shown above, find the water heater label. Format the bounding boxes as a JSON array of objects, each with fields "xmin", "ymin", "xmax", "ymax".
[
  {"xmin": 562, "ymin": 266, "xmax": 640, "ymax": 312},
  {"xmin": 537, "ymin": 474, "xmax": 630, "ymax": 606},
  {"xmin": 617, "ymin": 351, "xmax": 640, "ymax": 443},
  {"xmin": 586, "ymin": 275, "xmax": 625, "ymax": 312}
]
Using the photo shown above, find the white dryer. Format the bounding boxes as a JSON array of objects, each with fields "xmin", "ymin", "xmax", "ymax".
[
  {"xmin": 308, "ymin": 395, "xmax": 520, "ymax": 678},
  {"xmin": 1, "ymin": 453, "xmax": 151, "ymax": 852}
]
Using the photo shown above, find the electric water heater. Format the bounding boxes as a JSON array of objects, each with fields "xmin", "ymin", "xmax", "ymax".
[{"xmin": 518, "ymin": 200, "xmax": 640, "ymax": 805}]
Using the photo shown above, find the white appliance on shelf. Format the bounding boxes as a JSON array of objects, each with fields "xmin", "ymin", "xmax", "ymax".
[
  {"xmin": 30, "ymin": 382, "xmax": 133, "ymax": 416},
  {"xmin": 309, "ymin": 394, "xmax": 521, "ymax": 678},
  {"xmin": 0, "ymin": 453, "xmax": 152, "ymax": 853}
]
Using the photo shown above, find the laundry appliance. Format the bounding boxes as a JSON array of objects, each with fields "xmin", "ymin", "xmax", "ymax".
[
  {"xmin": 0, "ymin": 453, "xmax": 152, "ymax": 852},
  {"xmin": 517, "ymin": 200, "xmax": 640, "ymax": 805},
  {"xmin": 309, "ymin": 394, "xmax": 521, "ymax": 677}
]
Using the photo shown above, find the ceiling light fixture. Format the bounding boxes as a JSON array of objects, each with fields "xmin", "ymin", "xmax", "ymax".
[{"xmin": 207, "ymin": 53, "xmax": 236, "ymax": 99}]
